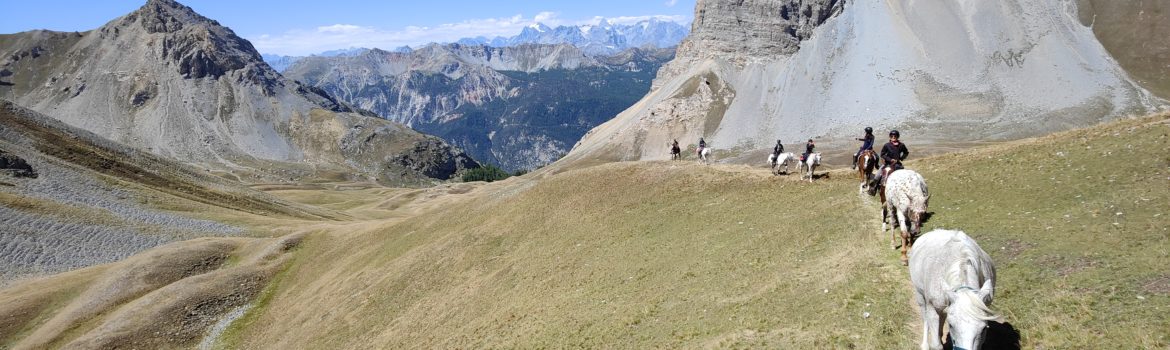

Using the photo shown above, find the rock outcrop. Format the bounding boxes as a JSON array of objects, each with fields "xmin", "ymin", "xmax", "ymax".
[
  {"xmin": 563, "ymin": 0, "xmax": 1166, "ymax": 165},
  {"xmin": 0, "ymin": 149, "xmax": 36, "ymax": 178},
  {"xmin": 0, "ymin": 0, "xmax": 477, "ymax": 184}
]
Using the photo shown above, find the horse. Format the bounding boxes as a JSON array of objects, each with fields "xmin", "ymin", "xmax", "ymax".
[
  {"xmin": 768, "ymin": 152, "xmax": 795, "ymax": 175},
  {"xmin": 883, "ymin": 169, "xmax": 929, "ymax": 264},
  {"xmin": 909, "ymin": 229, "xmax": 1002, "ymax": 350},
  {"xmin": 798, "ymin": 153, "xmax": 821, "ymax": 182},
  {"xmin": 857, "ymin": 149, "xmax": 879, "ymax": 192},
  {"xmin": 670, "ymin": 143, "xmax": 682, "ymax": 160},
  {"xmin": 697, "ymin": 147, "xmax": 711, "ymax": 164}
]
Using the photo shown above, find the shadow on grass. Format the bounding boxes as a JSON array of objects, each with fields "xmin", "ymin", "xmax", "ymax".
[{"xmin": 943, "ymin": 321, "xmax": 1021, "ymax": 350}]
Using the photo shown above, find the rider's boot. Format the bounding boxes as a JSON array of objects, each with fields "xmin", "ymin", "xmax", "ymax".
[{"xmin": 851, "ymin": 154, "xmax": 858, "ymax": 169}]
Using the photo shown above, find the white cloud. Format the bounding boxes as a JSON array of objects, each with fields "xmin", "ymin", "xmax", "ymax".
[
  {"xmin": 247, "ymin": 13, "xmax": 690, "ymax": 56},
  {"xmin": 665, "ymin": 0, "xmax": 679, "ymax": 7}
]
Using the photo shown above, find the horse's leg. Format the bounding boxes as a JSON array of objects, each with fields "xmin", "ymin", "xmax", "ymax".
[
  {"xmin": 925, "ymin": 309, "xmax": 944, "ymax": 350},
  {"xmin": 897, "ymin": 209, "xmax": 911, "ymax": 264},
  {"xmin": 933, "ymin": 311, "xmax": 947, "ymax": 350},
  {"xmin": 916, "ymin": 296, "xmax": 935, "ymax": 350}
]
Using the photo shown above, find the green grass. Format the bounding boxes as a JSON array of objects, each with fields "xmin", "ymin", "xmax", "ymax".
[
  {"xmin": 916, "ymin": 115, "xmax": 1170, "ymax": 348},
  {"xmin": 8, "ymin": 114, "xmax": 1167, "ymax": 349},
  {"xmin": 227, "ymin": 114, "xmax": 1170, "ymax": 348}
]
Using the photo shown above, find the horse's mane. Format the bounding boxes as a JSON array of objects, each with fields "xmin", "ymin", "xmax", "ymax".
[{"xmin": 945, "ymin": 250, "xmax": 1000, "ymax": 322}]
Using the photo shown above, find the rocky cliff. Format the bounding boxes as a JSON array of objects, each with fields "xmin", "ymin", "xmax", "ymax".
[
  {"xmin": 563, "ymin": 0, "xmax": 1165, "ymax": 165},
  {"xmin": 285, "ymin": 44, "xmax": 674, "ymax": 171},
  {"xmin": 0, "ymin": 0, "xmax": 478, "ymax": 184}
]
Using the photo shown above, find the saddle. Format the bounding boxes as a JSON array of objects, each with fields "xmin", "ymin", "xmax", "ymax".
[{"xmin": 868, "ymin": 163, "xmax": 904, "ymax": 196}]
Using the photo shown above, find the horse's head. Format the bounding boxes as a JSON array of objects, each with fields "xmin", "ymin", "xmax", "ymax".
[
  {"xmin": 945, "ymin": 281, "xmax": 1001, "ymax": 350},
  {"xmin": 908, "ymin": 209, "xmax": 925, "ymax": 236}
]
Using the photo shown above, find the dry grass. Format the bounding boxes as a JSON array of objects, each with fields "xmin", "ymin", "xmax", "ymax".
[{"xmin": 3, "ymin": 113, "xmax": 1168, "ymax": 349}]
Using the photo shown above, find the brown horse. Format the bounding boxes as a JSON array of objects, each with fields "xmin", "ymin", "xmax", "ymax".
[
  {"xmin": 670, "ymin": 143, "xmax": 681, "ymax": 160},
  {"xmin": 857, "ymin": 149, "xmax": 879, "ymax": 192}
]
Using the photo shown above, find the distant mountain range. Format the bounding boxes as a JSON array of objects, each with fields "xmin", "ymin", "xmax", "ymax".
[
  {"xmin": 283, "ymin": 43, "xmax": 675, "ymax": 171},
  {"xmin": 260, "ymin": 18, "xmax": 687, "ymax": 73},
  {"xmin": 455, "ymin": 18, "xmax": 689, "ymax": 55}
]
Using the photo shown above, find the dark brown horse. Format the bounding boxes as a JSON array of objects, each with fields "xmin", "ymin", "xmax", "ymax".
[
  {"xmin": 857, "ymin": 149, "xmax": 879, "ymax": 192},
  {"xmin": 671, "ymin": 143, "xmax": 681, "ymax": 160}
]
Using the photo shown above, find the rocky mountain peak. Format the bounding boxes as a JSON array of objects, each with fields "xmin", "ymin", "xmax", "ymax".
[
  {"xmin": 680, "ymin": 0, "xmax": 846, "ymax": 60},
  {"xmin": 100, "ymin": 0, "xmax": 266, "ymax": 81},
  {"xmin": 128, "ymin": 0, "xmax": 206, "ymax": 33}
]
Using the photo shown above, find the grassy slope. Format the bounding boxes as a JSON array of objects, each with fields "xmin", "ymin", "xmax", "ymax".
[
  {"xmin": 5, "ymin": 114, "xmax": 1166, "ymax": 348},
  {"xmin": 228, "ymin": 113, "xmax": 1169, "ymax": 348},
  {"xmin": 918, "ymin": 114, "xmax": 1170, "ymax": 347}
]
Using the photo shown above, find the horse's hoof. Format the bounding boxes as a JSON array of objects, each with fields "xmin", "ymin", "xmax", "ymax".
[{"xmin": 901, "ymin": 259, "xmax": 909, "ymax": 266}]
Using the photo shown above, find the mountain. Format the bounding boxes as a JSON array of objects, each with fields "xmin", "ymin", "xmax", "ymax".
[
  {"xmin": 0, "ymin": 0, "xmax": 477, "ymax": 185},
  {"xmin": 261, "ymin": 47, "xmax": 370, "ymax": 73},
  {"xmin": 284, "ymin": 43, "xmax": 675, "ymax": 171},
  {"xmin": 1074, "ymin": 0, "xmax": 1170, "ymax": 99},
  {"xmin": 562, "ymin": 0, "xmax": 1166, "ymax": 165},
  {"xmin": 456, "ymin": 18, "xmax": 689, "ymax": 55},
  {"xmin": 0, "ymin": 100, "xmax": 341, "ymax": 284}
]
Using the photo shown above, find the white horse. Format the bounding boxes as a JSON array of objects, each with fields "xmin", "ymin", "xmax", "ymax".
[
  {"xmin": 909, "ymin": 229, "xmax": 1002, "ymax": 350},
  {"xmin": 883, "ymin": 169, "xmax": 929, "ymax": 264},
  {"xmin": 798, "ymin": 153, "xmax": 821, "ymax": 182},
  {"xmin": 768, "ymin": 152, "xmax": 795, "ymax": 175},
  {"xmin": 697, "ymin": 147, "xmax": 712, "ymax": 164}
]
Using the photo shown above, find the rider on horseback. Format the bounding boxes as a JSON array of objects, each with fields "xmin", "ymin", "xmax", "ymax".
[
  {"xmin": 773, "ymin": 139, "xmax": 784, "ymax": 157},
  {"xmin": 852, "ymin": 127, "xmax": 875, "ymax": 169},
  {"xmin": 870, "ymin": 130, "xmax": 909, "ymax": 194},
  {"xmin": 801, "ymin": 139, "xmax": 815, "ymax": 162},
  {"xmin": 699, "ymin": 137, "xmax": 707, "ymax": 151}
]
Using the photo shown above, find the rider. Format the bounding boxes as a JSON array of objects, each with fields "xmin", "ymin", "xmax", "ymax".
[
  {"xmin": 872, "ymin": 130, "xmax": 909, "ymax": 189},
  {"xmin": 801, "ymin": 139, "xmax": 815, "ymax": 162},
  {"xmin": 698, "ymin": 137, "xmax": 707, "ymax": 151},
  {"xmin": 852, "ymin": 127, "xmax": 875, "ymax": 169},
  {"xmin": 772, "ymin": 139, "xmax": 784, "ymax": 157}
]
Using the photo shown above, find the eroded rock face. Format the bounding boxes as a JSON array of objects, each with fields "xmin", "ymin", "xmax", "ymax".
[
  {"xmin": 657, "ymin": 0, "xmax": 845, "ymax": 85},
  {"xmin": 684, "ymin": 0, "xmax": 845, "ymax": 58},
  {"xmin": 561, "ymin": 0, "xmax": 1163, "ymax": 167}
]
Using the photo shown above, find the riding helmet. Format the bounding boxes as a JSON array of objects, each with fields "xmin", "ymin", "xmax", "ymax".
[
  {"xmin": 864, "ymin": 127, "xmax": 872, "ymax": 133},
  {"xmin": 889, "ymin": 130, "xmax": 900, "ymax": 138}
]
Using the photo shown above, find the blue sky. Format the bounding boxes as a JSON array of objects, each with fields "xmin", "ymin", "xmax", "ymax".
[{"xmin": 1, "ymin": 0, "xmax": 695, "ymax": 55}]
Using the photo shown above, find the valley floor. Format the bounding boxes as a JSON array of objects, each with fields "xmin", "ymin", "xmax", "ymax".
[{"xmin": 2, "ymin": 113, "xmax": 1168, "ymax": 348}]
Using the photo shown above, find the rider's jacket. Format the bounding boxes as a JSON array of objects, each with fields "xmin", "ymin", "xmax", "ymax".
[
  {"xmin": 880, "ymin": 141, "xmax": 908, "ymax": 166},
  {"xmin": 859, "ymin": 134, "xmax": 874, "ymax": 150}
]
